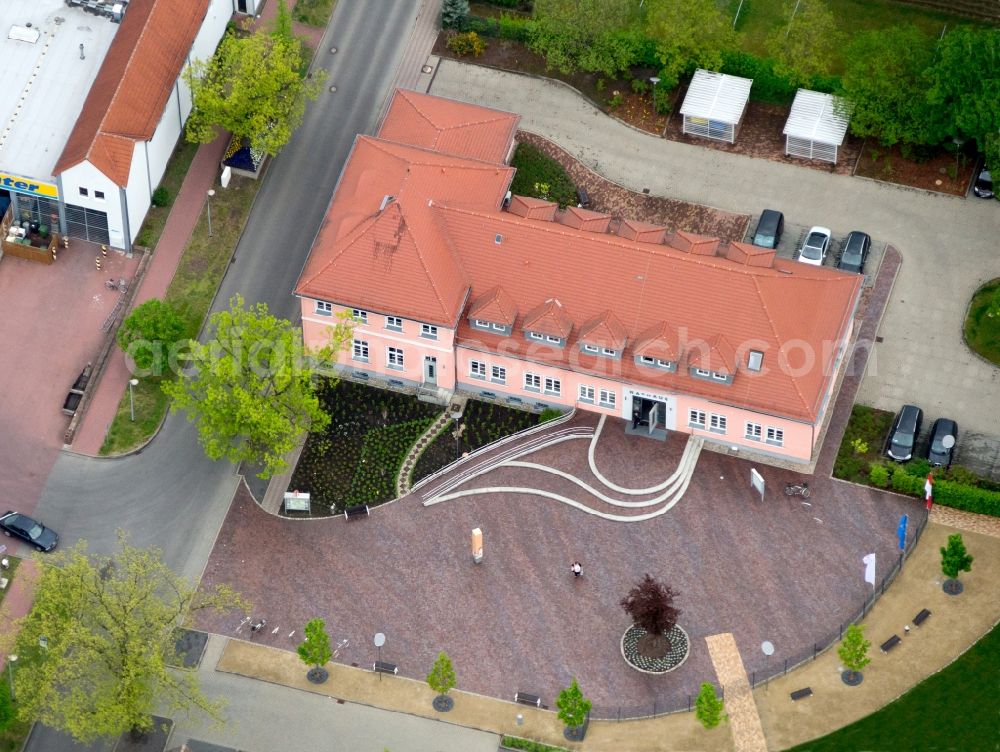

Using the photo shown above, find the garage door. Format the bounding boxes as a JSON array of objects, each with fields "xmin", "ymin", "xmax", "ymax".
[{"xmin": 65, "ymin": 203, "xmax": 110, "ymax": 245}]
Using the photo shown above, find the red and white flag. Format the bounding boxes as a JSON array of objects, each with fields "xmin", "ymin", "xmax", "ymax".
[{"xmin": 925, "ymin": 473, "xmax": 934, "ymax": 510}]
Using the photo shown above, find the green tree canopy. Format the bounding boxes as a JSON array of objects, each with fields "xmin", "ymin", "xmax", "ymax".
[
  {"xmin": 426, "ymin": 651, "xmax": 457, "ymax": 696},
  {"xmin": 162, "ymin": 294, "xmax": 350, "ymax": 478},
  {"xmin": 529, "ymin": 0, "xmax": 641, "ymax": 76},
  {"xmin": 11, "ymin": 536, "xmax": 247, "ymax": 743},
  {"xmin": 837, "ymin": 623, "xmax": 871, "ymax": 677},
  {"xmin": 184, "ymin": 13, "xmax": 324, "ymax": 157},
  {"xmin": 116, "ymin": 298, "xmax": 188, "ymax": 377},
  {"xmin": 645, "ymin": 0, "xmax": 735, "ymax": 89},
  {"xmin": 839, "ymin": 25, "xmax": 943, "ymax": 147},
  {"xmin": 297, "ymin": 618, "xmax": 333, "ymax": 669},
  {"xmin": 556, "ymin": 677, "xmax": 591, "ymax": 728},
  {"xmin": 695, "ymin": 682, "xmax": 726, "ymax": 729},
  {"xmin": 767, "ymin": 0, "xmax": 841, "ymax": 89},
  {"xmin": 940, "ymin": 533, "xmax": 974, "ymax": 580},
  {"xmin": 441, "ymin": 0, "xmax": 470, "ymax": 28}
]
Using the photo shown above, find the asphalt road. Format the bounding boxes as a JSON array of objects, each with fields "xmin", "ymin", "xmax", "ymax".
[{"xmin": 33, "ymin": 0, "xmax": 424, "ymax": 580}]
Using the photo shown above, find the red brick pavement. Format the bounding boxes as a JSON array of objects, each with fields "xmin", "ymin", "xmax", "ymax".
[{"xmin": 71, "ymin": 133, "xmax": 229, "ymax": 456}]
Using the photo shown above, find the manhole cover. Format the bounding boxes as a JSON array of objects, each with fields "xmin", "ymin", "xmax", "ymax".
[
  {"xmin": 329, "ymin": 85, "xmax": 337, "ymax": 92},
  {"xmin": 330, "ymin": 46, "xmax": 338, "ymax": 54},
  {"xmin": 421, "ymin": 64, "xmax": 433, "ymax": 74}
]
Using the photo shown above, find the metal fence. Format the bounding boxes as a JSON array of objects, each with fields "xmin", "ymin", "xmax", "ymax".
[{"xmin": 586, "ymin": 509, "xmax": 929, "ymax": 721}]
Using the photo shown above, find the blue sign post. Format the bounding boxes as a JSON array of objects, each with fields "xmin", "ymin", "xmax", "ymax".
[{"xmin": 897, "ymin": 514, "xmax": 909, "ymax": 551}]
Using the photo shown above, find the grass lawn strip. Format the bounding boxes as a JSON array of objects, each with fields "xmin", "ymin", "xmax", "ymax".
[
  {"xmin": 0, "ymin": 556, "xmax": 20, "ymax": 610},
  {"xmin": 293, "ymin": 0, "xmax": 336, "ymax": 27},
  {"xmin": 99, "ymin": 174, "xmax": 262, "ymax": 456},
  {"xmin": 784, "ymin": 622, "xmax": 1000, "ymax": 752},
  {"xmin": 963, "ymin": 278, "xmax": 1000, "ymax": 367},
  {"xmin": 509, "ymin": 142, "xmax": 578, "ymax": 208},
  {"xmin": 134, "ymin": 139, "xmax": 200, "ymax": 250}
]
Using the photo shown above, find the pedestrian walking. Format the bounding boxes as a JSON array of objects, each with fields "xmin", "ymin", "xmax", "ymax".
[
  {"xmin": 904, "ymin": 625, "xmax": 911, "ymax": 636},
  {"xmin": 571, "ymin": 561, "xmax": 582, "ymax": 578}
]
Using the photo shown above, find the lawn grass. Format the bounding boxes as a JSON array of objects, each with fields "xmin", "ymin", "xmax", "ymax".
[
  {"xmin": 726, "ymin": 0, "xmax": 978, "ymax": 72},
  {"xmin": 0, "ymin": 720, "xmax": 32, "ymax": 752},
  {"xmin": 0, "ymin": 556, "xmax": 20, "ymax": 610},
  {"xmin": 963, "ymin": 278, "xmax": 1000, "ymax": 367},
  {"xmin": 292, "ymin": 0, "xmax": 336, "ymax": 27},
  {"xmin": 832, "ymin": 404, "xmax": 895, "ymax": 483},
  {"xmin": 134, "ymin": 139, "xmax": 200, "ymax": 250},
  {"xmin": 99, "ymin": 175, "xmax": 262, "ymax": 456},
  {"xmin": 509, "ymin": 142, "xmax": 578, "ymax": 208},
  {"xmin": 785, "ymin": 622, "xmax": 1000, "ymax": 752}
]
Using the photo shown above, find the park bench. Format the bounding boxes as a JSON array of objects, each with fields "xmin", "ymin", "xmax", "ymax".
[
  {"xmin": 514, "ymin": 692, "xmax": 541, "ymax": 708},
  {"xmin": 61, "ymin": 363, "xmax": 93, "ymax": 416},
  {"xmin": 576, "ymin": 188, "xmax": 591, "ymax": 208},
  {"xmin": 344, "ymin": 504, "xmax": 370, "ymax": 521},
  {"xmin": 880, "ymin": 635, "xmax": 902, "ymax": 654},
  {"xmin": 789, "ymin": 687, "xmax": 813, "ymax": 701},
  {"xmin": 373, "ymin": 661, "xmax": 398, "ymax": 675},
  {"xmin": 913, "ymin": 608, "xmax": 932, "ymax": 627}
]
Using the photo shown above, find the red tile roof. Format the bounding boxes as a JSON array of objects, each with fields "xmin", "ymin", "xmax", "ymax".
[
  {"xmin": 298, "ymin": 91, "xmax": 862, "ymax": 422},
  {"xmin": 578, "ymin": 310, "xmax": 629, "ymax": 350},
  {"xmin": 378, "ymin": 89, "xmax": 520, "ymax": 164},
  {"xmin": 55, "ymin": 0, "xmax": 210, "ymax": 185},
  {"xmin": 468, "ymin": 286, "xmax": 518, "ymax": 326}
]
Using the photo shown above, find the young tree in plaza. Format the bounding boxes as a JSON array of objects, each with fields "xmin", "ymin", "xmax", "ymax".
[
  {"xmin": 426, "ymin": 652, "xmax": 457, "ymax": 698},
  {"xmin": 116, "ymin": 298, "xmax": 188, "ymax": 376},
  {"xmin": 767, "ymin": 0, "xmax": 841, "ymax": 89},
  {"xmin": 695, "ymin": 682, "xmax": 726, "ymax": 729},
  {"xmin": 940, "ymin": 533, "xmax": 973, "ymax": 592},
  {"xmin": 184, "ymin": 1, "xmax": 324, "ymax": 157},
  {"xmin": 297, "ymin": 618, "xmax": 333, "ymax": 682},
  {"xmin": 163, "ymin": 294, "xmax": 350, "ymax": 478},
  {"xmin": 556, "ymin": 677, "xmax": 592, "ymax": 731},
  {"xmin": 838, "ymin": 624, "xmax": 871, "ymax": 683},
  {"xmin": 620, "ymin": 574, "xmax": 680, "ymax": 658},
  {"xmin": 10, "ymin": 536, "xmax": 247, "ymax": 743}
]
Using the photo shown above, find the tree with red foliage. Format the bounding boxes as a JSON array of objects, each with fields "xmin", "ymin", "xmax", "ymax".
[{"xmin": 620, "ymin": 574, "xmax": 680, "ymax": 658}]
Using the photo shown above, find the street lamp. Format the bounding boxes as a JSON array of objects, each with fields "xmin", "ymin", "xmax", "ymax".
[
  {"xmin": 649, "ymin": 76, "xmax": 661, "ymax": 115},
  {"xmin": 7, "ymin": 654, "xmax": 16, "ymax": 703},
  {"xmin": 206, "ymin": 189, "xmax": 216, "ymax": 237},
  {"xmin": 373, "ymin": 632, "xmax": 385, "ymax": 683},
  {"xmin": 128, "ymin": 378, "xmax": 139, "ymax": 422},
  {"xmin": 761, "ymin": 640, "xmax": 774, "ymax": 692}
]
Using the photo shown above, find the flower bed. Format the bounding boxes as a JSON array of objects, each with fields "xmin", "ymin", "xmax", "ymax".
[
  {"xmin": 289, "ymin": 380, "xmax": 442, "ymax": 515},
  {"xmin": 411, "ymin": 399, "xmax": 540, "ymax": 483}
]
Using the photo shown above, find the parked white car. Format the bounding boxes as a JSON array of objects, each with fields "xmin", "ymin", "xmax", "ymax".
[{"xmin": 797, "ymin": 227, "xmax": 832, "ymax": 266}]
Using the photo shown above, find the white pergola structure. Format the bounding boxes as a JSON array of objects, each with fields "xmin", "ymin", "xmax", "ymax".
[
  {"xmin": 783, "ymin": 90, "xmax": 853, "ymax": 164},
  {"xmin": 679, "ymin": 70, "xmax": 753, "ymax": 144}
]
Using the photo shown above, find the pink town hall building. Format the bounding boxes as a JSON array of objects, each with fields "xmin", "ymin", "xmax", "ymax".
[{"xmin": 295, "ymin": 90, "xmax": 863, "ymax": 465}]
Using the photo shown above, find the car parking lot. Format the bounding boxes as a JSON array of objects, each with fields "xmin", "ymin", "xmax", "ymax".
[{"xmin": 742, "ymin": 217, "xmax": 887, "ymax": 286}]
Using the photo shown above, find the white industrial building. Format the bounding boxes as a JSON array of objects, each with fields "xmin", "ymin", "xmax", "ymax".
[{"xmin": 0, "ymin": 0, "xmax": 257, "ymax": 253}]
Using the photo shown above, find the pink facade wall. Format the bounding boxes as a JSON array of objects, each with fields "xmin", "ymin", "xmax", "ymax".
[{"xmin": 301, "ymin": 298, "xmax": 838, "ymax": 463}]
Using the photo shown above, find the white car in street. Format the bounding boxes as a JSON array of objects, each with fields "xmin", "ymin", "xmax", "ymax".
[{"xmin": 797, "ymin": 227, "xmax": 832, "ymax": 266}]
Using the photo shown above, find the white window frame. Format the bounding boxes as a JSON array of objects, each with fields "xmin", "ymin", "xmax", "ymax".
[
  {"xmin": 386, "ymin": 316, "xmax": 403, "ymax": 331},
  {"xmin": 638, "ymin": 355, "xmax": 655, "ymax": 365},
  {"xmin": 709, "ymin": 414, "xmax": 727, "ymax": 434},
  {"xmin": 315, "ymin": 301, "xmax": 333, "ymax": 316},
  {"xmin": 583, "ymin": 344, "xmax": 600, "ymax": 354},
  {"xmin": 473, "ymin": 319, "xmax": 490, "ymax": 329},
  {"xmin": 491, "ymin": 322, "xmax": 506, "ymax": 332},
  {"xmin": 598, "ymin": 389, "xmax": 616, "ymax": 408},
  {"xmin": 527, "ymin": 332, "xmax": 544, "ymax": 341},
  {"xmin": 421, "ymin": 324, "xmax": 438, "ymax": 340},
  {"xmin": 748, "ymin": 351, "xmax": 764, "ymax": 372},
  {"xmin": 94, "ymin": 190, "xmax": 105, "ymax": 201},
  {"xmin": 695, "ymin": 368, "xmax": 710, "ymax": 377},
  {"xmin": 524, "ymin": 373, "xmax": 541, "ymax": 392},
  {"xmin": 352, "ymin": 309, "xmax": 368, "ymax": 325},
  {"xmin": 712, "ymin": 372, "xmax": 729, "ymax": 382},
  {"xmin": 689, "ymin": 409, "xmax": 706, "ymax": 429},
  {"xmin": 470, "ymin": 360, "xmax": 487, "ymax": 380},
  {"xmin": 544, "ymin": 377, "xmax": 561, "ymax": 396},
  {"xmin": 579, "ymin": 385, "xmax": 595, "ymax": 403},
  {"xmin": 352, "ymin": 339, "xmax": 369, "ymax": 362},
  {"xmin": 491, "ymin": 365, "xmax": 506, "ymax": 384},
  {"xmin": 387, "ymin": 346, "xmax": 404, "ymax": 370},
  {"xmin": 601, "ymin": 347, "xmax": 617, "ymax": 357},
  {"xmin": 656, "ymin": 359, "xmax": 673, "ymax": 369},
  {"xmin": 545, "ymin": 334, "xmax": 562, "ymax": 344},
  {"xmin": 745, "ymin": 422, "xmax": 762, "ymax": 441},
  {"xmin": 766, "ymin": 427, "xmax": 784, "ymax": 446}
]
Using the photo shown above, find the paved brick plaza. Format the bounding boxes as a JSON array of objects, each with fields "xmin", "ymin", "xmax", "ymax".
[{"xmin": 197, "ymin": 418, "xmax": 915, "ymax": 715}]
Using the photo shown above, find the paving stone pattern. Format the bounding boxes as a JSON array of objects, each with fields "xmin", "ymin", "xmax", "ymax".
[{"xmin": 705, "ymin": 633, "xmax": 768, "ymax": 752}]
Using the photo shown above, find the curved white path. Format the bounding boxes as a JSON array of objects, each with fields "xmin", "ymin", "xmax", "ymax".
[{"xmin": 588, "ymin": 414, "xmax": 684, "ymax": 495}]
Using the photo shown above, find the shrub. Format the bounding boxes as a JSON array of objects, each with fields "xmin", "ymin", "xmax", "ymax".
[
  {"xmin": 631, "ymin": 78, "xmax": 650, "ymax": 94},
  {"xmin": 556, "ymin": 678, "xmax": 591, "ymax": 729},
  {"xmin": 595, "ymin": 78, "xmax": 606, "ymax": 92},
  {"xmin": 151, "ymin": 187, "xmax": 171, "ymax": 208},
  {"xmin": 868, "ymin": 463, "xmax": 890, "ymax": 488},
  {"xmin": 695, "ymin": 682, "xmax": 726, "ymax": 729},
  {"xmin": 0, "ymin": 678, "xmax": 13, "ymax": 732},
  {"xmin": 838, "ymin": 624, "xmax": 871, "ymax": 677},
  {"xmin": 720, "ymin": 50, "xmax": 797, "ymax": 104},
  {"xmin": 904, "ymin": 458, "xmax": 931, "ymax": 478},
  {"xmin": 496, "ymin": 13, "xmax": 535, "ymax": 43},
  {"xmin": 851, "ymin": 437, "xmax": 869, "ymax": 455},
  {"xmin": 117, "ymin": 298, "xmax": 188, "ymax": 375},
  {"xmin": 447, "ymin": 31, "xmax": 487, "ymax": 57},
  {"xmin": 297, "ymin": 618, "xmax": 332, "ymax": 669},
  {"xmin": 940, "ymin": 534, "xmax": 973, "ymax": 580},
  {"xmin": 892, "ymin": 465, "xmax": 922, "ymax": 494},
  {"xmin": 509, "ymin": 142, "xmax": 577, "ymax": 208},
  {"xmin": 539, "ymin": 407, "xmax": 563, "ymax": 423},
  {"xmin": 608, "ymin": 92, "xmax": 624, "ymax": 108},
  {"xmin": 426, "ymin": 651, "xmax": 457, "ymax": 696},
  {"xmin": 501, "ymin": 737, "xmax": 571, "ymax": 752}
]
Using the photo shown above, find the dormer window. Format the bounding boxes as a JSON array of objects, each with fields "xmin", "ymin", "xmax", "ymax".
[
  {"xmin": 637, "ymin": 355, "xmax": 675, "ymax": 371},
  {"xmin": 695, "ymin": 368, "xmax": 710, "ymax": 377},
  {"xmin": 583, "ymin": 344, "xmax": 599, "ymax": 354},
  {"xmin": 601, "ymin": 347, "xmax": 617, "ymax": 357},
  {"xmin": 527, "ymin": 332, "xmax": 544, "ymax": 341},
  {"xmin": 711, "ymin": 372, "xmax": 728, "ymax": 382},
  {"xmin": 748, "ymin": 350, "xmax": 764, "ymax": 372},
  {"xmin": 471, "ymin": 318, "xmax": 511, "ymax": 336},
  {"xmin": 545, "ymin": 335, "xmax": 562, "ymax": 344}
]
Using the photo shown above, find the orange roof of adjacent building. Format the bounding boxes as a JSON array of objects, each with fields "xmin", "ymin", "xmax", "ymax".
[
  {"xmin": 378, "ymin": 89, "xmax": 520, "ymax": 164},
  {"xmin": 54, "ymin": 0, "xmax": 209, "ymax": 185},
  {"xmin": 297, "ymin": 91, "xmax": 862, "ymax": 422}
]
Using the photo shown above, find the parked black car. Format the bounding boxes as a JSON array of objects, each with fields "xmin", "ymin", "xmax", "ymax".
[
  {"xmin": 837, "ymin": 231, "xmax": 872, "ymax": 274},
  {"xmin": 752, "ymin": 209, "xmax": 784, "ymax": 249},
  {"xmin": 0, "ymin": 511, "xmax": 58, "ymax": 551},
  {"xmin": 886, "ymin": 404, "xmax": 923, "ymax": 462},
  {"xmin": 973, "ymin": 167, "xmax": 993, "ymax": 199},
  {"xmin": 926, "ymin": 418, "xmax": 959, "ymax": 467}
]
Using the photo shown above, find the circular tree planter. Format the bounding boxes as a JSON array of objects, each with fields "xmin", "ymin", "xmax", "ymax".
[
  {"xmin": 943, "ymin": 579, "xmax": 964, "ymax": 596},
  {"xmin": 563, "ymin": 723, "xmax": 587, "ymax": 742},
  {"xmin": 841, "ymin": 670, "xmax": 864, "ymax": 686},
  {"xmin": 432, "ymin": 695, "xmax": 454, "ymax": 712},
  {"xmin": 307, "ymin": 667, "xmax": 329, "ymax": 684},
  {"xmin": 620, "ymin": 624, "xmax": 690, "ymax": 674}
]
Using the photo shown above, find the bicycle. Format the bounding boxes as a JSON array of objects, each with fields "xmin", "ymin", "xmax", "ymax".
[{"xmin": 785, "ymin": 482, "xmax": 810, "ymax": 499}]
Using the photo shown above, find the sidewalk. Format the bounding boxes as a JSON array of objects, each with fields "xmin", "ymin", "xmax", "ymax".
[
  {"xmin": 212, "ymin": 521, "xmax": 1000, "ymax": 751},
  {"xmin": 71, "ymin": 132, "xmax": 229, "ymax": 456}
]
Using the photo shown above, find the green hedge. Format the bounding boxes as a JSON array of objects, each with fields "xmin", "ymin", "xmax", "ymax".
[
  {"xmin": 502, "ymin": 737, "xmax": 570, "ymax": 752},
  {"xmin": 889, "ymin": 466, "xmax": 1000, "ymax": 517},
  {"xmin": 719, "ymin": 50, "xmax": 841, "ymax": 105},
  {"xmin": 455, "ymin": 13, "xmax": 535, "ymax": 42}
]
